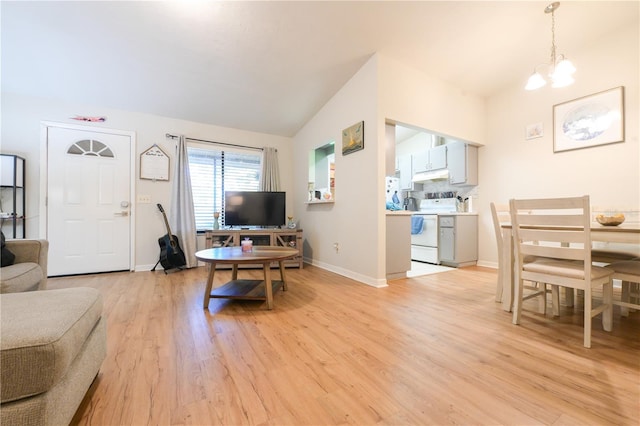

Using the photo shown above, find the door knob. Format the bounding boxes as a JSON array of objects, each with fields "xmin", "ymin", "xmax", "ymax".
[{"xmin": 120, "ymin": 201, "xmax": 130, "ymax": 208}]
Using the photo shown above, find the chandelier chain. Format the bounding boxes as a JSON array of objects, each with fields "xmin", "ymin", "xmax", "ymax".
[{"xmin": 550, "ymin": 8, "xmax": 557, "ymax": 67}]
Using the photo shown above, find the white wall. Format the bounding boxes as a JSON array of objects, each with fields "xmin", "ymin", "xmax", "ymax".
[
  {"xmin": 1, "ymin": 93, "xmax": 294, "ymax": 270},
  {"xmin": 379, "ymin": 55, "xmax": 486, "ymax": 146},
  {"xmin": 293, "ymin": 55, "xmax": 385, "ymax": 286},
  {"xmin": 292, "ymin": 53, "xmax": 487, "ymax": 286},
  {"xmin": 477, "ymin": 21, "xmax": 639, "ymax": 267}
]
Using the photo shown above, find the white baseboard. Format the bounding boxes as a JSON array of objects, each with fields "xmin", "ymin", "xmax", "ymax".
[{"xmin": 303, "ymin": 258, "xmax": 388, "ymax": 288}]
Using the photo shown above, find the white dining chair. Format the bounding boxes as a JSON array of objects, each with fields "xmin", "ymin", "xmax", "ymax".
[
  {"xmin": 510, "ymin": 195, "xmax": 614, "ymax": 348},
  {"xmin": 490, "ymin": 202, "xmax": 510, "ymax": 303},
  {"xmin": 606, "ymin": 259, "xmax": 640, "ymax": 317},
  {"xmin": 490, "ymin": 202, "xmax": 549, "ymax": 313}
]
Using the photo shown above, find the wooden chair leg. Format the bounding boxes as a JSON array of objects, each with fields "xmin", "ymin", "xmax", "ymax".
[
  {"xmin": 512, "ymin": 277, "xmax": 523, "ymax": 325},
  {"xmin": 551, "ymin": 285, "xmax": 560, "ymax": 317},
  {"xmin": 621, "ymin": 281, "xmax": 630, "ymax": 317},
  {"xmin": 536, "ymin": 283, "xmax": 546, "ymax": 314},
  {"xmin": 603, "ymin": 282, "xmax": 613, "ymax": 332},
  {"xmin": 584, "ymin": 287, "xmax": 592, "ymax": 348},
  {"xmin": 631, "ymin": 282, "xmax": 640, "ymax": 312},
  {"xmin": 565, "ymin": 287, "xmax": 574, "ymax": 307},
  {"xmin": 495, "ymin": 270, "xmax": 503, "ymax": 303}
]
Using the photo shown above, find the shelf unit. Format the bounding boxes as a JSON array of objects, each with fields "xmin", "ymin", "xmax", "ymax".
[
  {"xmin": 205, "ymin": 228, "xmax": 303, "ymax": 269},
  {"xmin": 0, "ymin": 154, "xmax": 26, "ymax": 238}
]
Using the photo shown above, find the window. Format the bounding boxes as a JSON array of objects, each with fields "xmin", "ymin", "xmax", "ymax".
[
  {"xmin": 188, "ymin": 144, "xmax": 261, "ymax": 231},
  {"xmin": 68, "ymin": 139, "xmax": 114, "ymax": 157}
]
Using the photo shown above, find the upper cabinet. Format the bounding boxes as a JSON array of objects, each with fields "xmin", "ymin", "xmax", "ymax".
[
  {"xmin": 398, "ymin": 154, "xmax": 423, "ymax": 191},
  {"xmin": 428, "ymin": 145, "xmax": 447, "ymax": 171},
  {"xmin": 447, "ymin": 141, "xmax": 478, "ymax": 185},
  {"xmin": 413, "ymin": 145, "xmax": 447, "ymax": 173}
]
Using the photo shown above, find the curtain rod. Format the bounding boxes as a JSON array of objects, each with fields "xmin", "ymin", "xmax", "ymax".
[{"xmin": 165, "ymin": 133, "xmax": 264, "ymax": 152}]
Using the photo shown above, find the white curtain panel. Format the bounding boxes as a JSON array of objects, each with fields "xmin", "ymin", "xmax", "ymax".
[
  {"xmin": 170, "ymin": 135, "xmax": 197, "ymax": 268},
  {"xmin": 259, "ymin": 147, "xmax": 280, "ymax": 191}
]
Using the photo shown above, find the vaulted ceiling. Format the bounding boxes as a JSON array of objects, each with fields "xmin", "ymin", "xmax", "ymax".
[{"xmin": 2, "ymin": 1, "xmax": 637, "ymax": 137}]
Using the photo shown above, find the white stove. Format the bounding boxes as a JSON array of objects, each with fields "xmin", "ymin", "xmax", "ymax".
[{"xmin": 411, "ymin": 198, "xmax": 457, "ymax": 264}]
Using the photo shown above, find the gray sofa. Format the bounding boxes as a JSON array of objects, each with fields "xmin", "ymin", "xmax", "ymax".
[
  {"xmin": 0, "ymin": 239, "xmax": 106, "ymax": 426},
  {"xmin": 1, "ymin": 239, "xmax": 48, "ymax": 293}
]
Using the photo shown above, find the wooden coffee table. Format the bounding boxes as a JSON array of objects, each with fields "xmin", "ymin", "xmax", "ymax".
[{"xmin": 196, "ymin": 246, "xmax": 299, "ymax": 310}]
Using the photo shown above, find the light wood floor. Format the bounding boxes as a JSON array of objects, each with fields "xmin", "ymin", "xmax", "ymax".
[{"xmin": 47, "ymin": 265, "xmax": 639, "ymax": 425}]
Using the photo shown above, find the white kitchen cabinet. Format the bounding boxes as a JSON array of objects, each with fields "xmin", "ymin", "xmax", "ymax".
[
  {"xmin": 438, "ymin": 214, "xmax": 478, "ymax": 267},
  {"xmin": 412, "ymin": 145, "xmax": 447, "ymax": 173},
  {"xmin": 447, "ymin": 141, "xmax": 478, "ymax": 185},
  {"xmin": 398, "ymin": 154, "xmax": 422, "ymax": 191},
  {"xmin": 411, "ymin": 150, "xmax": 428, "ymax": 173},
  {"xmin": 428, "ymin": 144, "xmax": 447, "ymax": 171}
]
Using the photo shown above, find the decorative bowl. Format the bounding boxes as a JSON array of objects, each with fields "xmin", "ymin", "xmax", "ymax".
[{"xmin": 595, "ymin": 213, "xmax": 625, "ymax": 226}]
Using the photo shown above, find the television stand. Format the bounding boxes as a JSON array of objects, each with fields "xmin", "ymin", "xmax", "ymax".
[{"xmin": 205, "ymin": 228, "xmax": 303, "ymax": 269}]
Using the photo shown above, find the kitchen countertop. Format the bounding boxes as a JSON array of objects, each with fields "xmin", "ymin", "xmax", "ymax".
[
  {"xmin": 385, "ymin": 210, "xmax": 415, "ymax": 216},
  {"xmin": 438, "ymin": 212, "xmax": 478, "ymax": 216},
  {"xmin": 397, "ymin": 211, "xmax": 478, "ymax": 216}
]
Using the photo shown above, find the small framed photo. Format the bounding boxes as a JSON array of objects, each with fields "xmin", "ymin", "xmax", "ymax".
[
  {"xmin": 553, "ymin": 86, "xmax": 624, "ymax": 153},
  {"xmin": 525, "ymin": 122, "xmax": 543, "ymax": 140},
  {"xmin": 342, "ymin": 121, "xmax": 364, "ymax": 155}
]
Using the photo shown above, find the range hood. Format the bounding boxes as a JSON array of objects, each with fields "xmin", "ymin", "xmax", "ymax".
[{"xmin": 412, "ymin": 169, "xmax": 449, "ymax": 182}]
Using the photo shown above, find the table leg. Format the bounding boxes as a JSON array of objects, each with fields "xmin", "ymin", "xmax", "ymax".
[
  {"xmin": 203, "ymin": 263, "xmax": 216, "ymax": 309},
  {"xmin": 279, "ymin": 261, "xmax": 288, "ymax": 291},
  {"xmin": 232, "ymin": 264, "xmax": 238, "ymax": 281},
  {"xmin": 263, "ymin": 263, "xmax": 273, "ymax": 310}
]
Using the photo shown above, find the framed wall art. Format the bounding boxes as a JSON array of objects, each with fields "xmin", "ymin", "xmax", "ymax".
[
  {"xmin": 525, "ymin": 122, "xmax": 543, "ymax": 140},
  {"xmin": 140, "ymin": 144, "xmax": 170, "ymax": 181},
  {"xmin": 553, "ymin": 86, "xmax": 624, "ymax": 153},
  {"xmin": 342, "ymin": 121, "xmax": 364, "ymax": 155}
]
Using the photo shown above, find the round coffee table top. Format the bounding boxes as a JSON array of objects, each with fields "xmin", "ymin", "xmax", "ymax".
[{"xmin": 196, "ymin": 246, "xmax": 298, "ymax": 264}]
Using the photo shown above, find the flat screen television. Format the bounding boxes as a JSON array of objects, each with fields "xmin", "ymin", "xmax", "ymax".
[{"xmin": 224, "ymin": 191, "xmax": 286, "ymax": 228}]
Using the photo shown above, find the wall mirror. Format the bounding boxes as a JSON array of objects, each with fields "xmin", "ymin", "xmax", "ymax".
[{"xmin": 308, "ymin": 141, "xmax": 335, "ymax": 203}]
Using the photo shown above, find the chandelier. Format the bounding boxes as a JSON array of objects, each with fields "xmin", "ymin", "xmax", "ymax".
[{"xmin": 525, "ymin": 2, "xmax": 576, "ymax": 90}]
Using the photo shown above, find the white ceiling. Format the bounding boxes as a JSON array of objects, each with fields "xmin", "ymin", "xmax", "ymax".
[{"xmin": 2, "ymin": 1, "xmax": 638, "ymax": 137}]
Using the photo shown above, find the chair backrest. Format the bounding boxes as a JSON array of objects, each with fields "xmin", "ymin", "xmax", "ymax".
[
  {"xmin": 490, "ymin": 202, "xmax": 510, "ymax": 259},
  {"xmin": 509, "ymin": 195, "xmax": 592, "ymax": 282}
]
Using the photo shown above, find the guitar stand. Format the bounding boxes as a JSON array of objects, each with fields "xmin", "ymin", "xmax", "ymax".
[{"xmin": 151, "ymin": 258, "xmax": 185, "ymax": 274}]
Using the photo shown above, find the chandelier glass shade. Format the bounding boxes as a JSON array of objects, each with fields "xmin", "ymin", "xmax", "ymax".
[{"xmin": 525, "ymin": 2, "xmax": 576, "ymax": 91}]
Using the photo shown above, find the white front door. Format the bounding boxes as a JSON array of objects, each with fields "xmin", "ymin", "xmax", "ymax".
[{"xmin": 46, "ymin": 125, "xmax": 133, "ymax": 276}]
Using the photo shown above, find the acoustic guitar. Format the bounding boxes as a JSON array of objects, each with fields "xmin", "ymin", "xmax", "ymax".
[{"xmin": 154, "ymin": 203, "xmax": 186, "ymax": 272}]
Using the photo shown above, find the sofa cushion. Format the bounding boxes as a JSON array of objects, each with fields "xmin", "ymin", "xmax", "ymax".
[
  {"xmin": 0, "ymin": 287, "xmax": 103, "ymax": 403},
  {"xmin": 0, "ymin": 263, "xmax": 44, "ymax": 293}
]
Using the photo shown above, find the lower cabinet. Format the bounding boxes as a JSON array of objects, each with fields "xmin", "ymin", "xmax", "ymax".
[
  {"xmin": 386, "ymin": 213, "xmax": 412, "ymax": 278},
  {"xmin": 438, "ymin": 215, "xmax": 478, "ymax": 267},
  {"xmin": 205, "ymin": 229, "xmax": 303, "ymax": 269}
]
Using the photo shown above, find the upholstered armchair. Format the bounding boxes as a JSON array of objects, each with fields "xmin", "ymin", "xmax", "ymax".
[{"xmin": 0, "ymin": 239, "xmax": 48, "ymax": 293}]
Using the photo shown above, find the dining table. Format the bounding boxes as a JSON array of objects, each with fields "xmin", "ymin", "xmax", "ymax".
[{"xmin": 500, "ymin": 222, "xmax": 640, "ymax": 311}]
